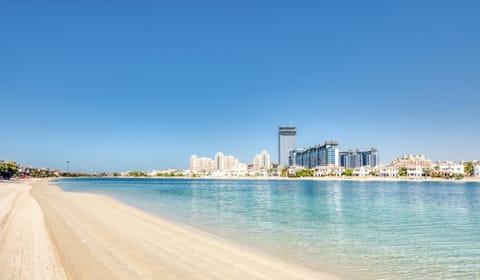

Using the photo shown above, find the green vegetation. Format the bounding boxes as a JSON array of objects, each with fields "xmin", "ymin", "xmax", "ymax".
[
  {"xmin": 294, "ymin": 169, "xmax": 314, "ymax": 177},
  {"xmin": 423, "ymin": 168, "xmax": 431, "ymax": 177},
  {"xmin": 281, "ymin": 168, "xmax": 288, "ymax": 177},
  {"xmin": 0, "ymin": 162, "xmax": 18, "ymax": 179},
  {"xmin": 127, "ymin": 171, "xmax": 148, "ymax": 177},
  {"xmin": 452, "ymin": 173, "xmax": 465, "ymax": 180},
  {"xmin": 369, "ymin": 170, "xmax": 378, "ymax": 176},
  {"xmin": 156, "ymin": 172, "xmax": 184, "ymax": 177},
  {"xmin": 342, "ymin": 169, "xmax": 353, "ymax": 176},
  {"xmin": 464, "ymin": 162, "xmax": 474, "ymax": 177},
  {"xmin": 398, "ymin": 167, "xmax": 408, "ymax": 177}
]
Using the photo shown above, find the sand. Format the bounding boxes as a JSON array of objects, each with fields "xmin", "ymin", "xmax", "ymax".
[
  {"xmin": 0, "ymin": 180, "xmax": 66, "ymax": 280},
  {"xmin": 0, "ymin": 179, "xmax": 341, "ymax": 280}
]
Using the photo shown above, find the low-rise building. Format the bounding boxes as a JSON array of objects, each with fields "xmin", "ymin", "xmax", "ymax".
[
  {"xmin": 352, "ymin": 166, "xmax": 376, "ymax": 177},
  {"xmin": 406, "ymin": 166, "xmax": 424, "ymax": 177},
  {"xmin": 474, "ymin": 164, "xmax": 480, "ymax": 177},
  {"xmin": 432, "ymin": 161, "xmax": 465, "ymax": 177},
  {"xmin": 379, "ymin": 165, "xmax": 399, "ymax": 177},
  {"xmin": 314, "ymin": 165, "xmax": 345, "ymax": 177}
]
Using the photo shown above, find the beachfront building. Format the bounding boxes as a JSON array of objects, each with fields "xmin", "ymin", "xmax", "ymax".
[
  {"xmin": 474, "ymin": 164, "xmax": 480, "ymax": 177},
  {"xmin": 252, "ymin": 150, "xmax": 271, "ymax": 171},
  {"xmin": 379, "ymin": 166, "xmax": 399, "ymax": 177},
  {"xmin": 431, "ymin": 161, "xmax": 465, "ymax": 177},
  {"xmin": 189, "ymin": 155, "xmax": 216, "ymax": 173},
  {"xmin": 190, "ymin": 153, "xmax": 247, "ymax": 174},
  {"xmin": 314, "ymin": 165, "xmax": 345, "ymax": 177},
  {"xmin": 339, "ymin": 148, "xmax": 379, "ymax": 169},
  {"xmin": 287, "ymin": 165, "xmax": 305, "ymax": 176},
  {"xmin": 352, "ymin": 166, "xmax": 376, "ymax": 177},
  {"xmin": 278, "ymin": 126, "xmax": 296, "ymax": 167},
  {"xmin": 392, "ymin": 154, "xmax": 432, "ymax": 167},
  {"xmin": 289, "ymin": 141, "xmax": 339, "ymax": 169},
  {"xmin": 379, "ymin": 154, "xmax": 433, "ymax": 178}
]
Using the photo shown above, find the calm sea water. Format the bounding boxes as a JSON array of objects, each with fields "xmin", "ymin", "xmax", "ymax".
[{"xmin": 57, "ymin": 178, "xmax": 480, "ymax": 279}]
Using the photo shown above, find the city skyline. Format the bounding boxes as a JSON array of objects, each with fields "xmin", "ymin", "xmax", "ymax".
[{"xmin": 1, "ymin": 1, "xmax": 479, "ymax": 172}]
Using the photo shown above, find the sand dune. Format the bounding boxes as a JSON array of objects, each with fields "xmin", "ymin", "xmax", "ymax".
[{"xmin": 0, "ymin": 179, "xmax": 341, "ymax": 279}]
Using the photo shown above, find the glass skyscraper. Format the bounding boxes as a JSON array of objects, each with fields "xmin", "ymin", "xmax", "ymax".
[
  {"xmin": 278, "ymin": 126, "xmax": 296, "ymax": 166},
  {"xmin": 289, "ymin": 141, "xmax": 339, "ymax": 168},
  {"xmin": 339, "ymin": 148, "xmax": 379, "ymax": 169}
]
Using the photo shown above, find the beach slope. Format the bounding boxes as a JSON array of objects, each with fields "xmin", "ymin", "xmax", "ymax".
[
  {"xmin": 27, "ymin": 180, "xmax": 339, "ymax": 280},
  {"xmin": 0, "ymin": 181, "xmax": 66, "ymax": 279}
]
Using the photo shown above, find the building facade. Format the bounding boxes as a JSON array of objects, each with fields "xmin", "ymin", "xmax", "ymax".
[
  {"xmin": 190, "ymin": 153, "xmax": 246, "ymax": 174},
  {"xmin": 474, "ymin": 164, "xmax": 480, "ymax": 177},
  {"xmin": 278, "ymin": 126, "xmax": 296, "ymax": 167},
  {"xmin": 340, "ymin": 148, "xmax": 379, "ymax": 169},
  {"xmin": 289, "ymin": 141, "xmax": 339, "ymax": 169},
  {"xmin": 253, "ymin": 150, "xmax": 271, "ymax": 170}
]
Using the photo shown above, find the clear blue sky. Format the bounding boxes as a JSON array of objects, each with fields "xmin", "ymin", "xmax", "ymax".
[{"xmin": 1, "ymin": 1, "xmax": 479, "ymax": 172}]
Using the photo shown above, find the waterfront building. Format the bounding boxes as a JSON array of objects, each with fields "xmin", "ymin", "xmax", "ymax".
[
  {"xmin": 432, "ymin": 161, "xmax": 465, "ymax": 176},
  {"xmin": 278, "ymin": 126, "xmax": 296, "ymax": 167},
  {"xmin": 352, "ymin": 166, "xmax": 376, "ymax": 176},
  {"xmin": 190, "ymin": 155, "xmax": 216, "ymax": 173},
  {"xmin": 289, "ymin": 141, "xmax": 339, "ymax": 169},
  {"xmin": 252, "ymin": 150, "xmax": 271, "ymax": 170},
  {"xmin": 339, "ymin": 148, "xmax": 379, "ymax": 169},
  {"xmin": 379, "ymin": 166, "xmax": 399, "ymax": 177},
  {"xmin": 190, "ymin": 153, "xmax": 247, "ymax": 174},
  {"xmin": 392, "ymin": 154, "xmax": 432, "ymax": 168},
  {"xmin": 474, "ymin": 164, "xmax": 480, "ymax": 177},
  {"xmin": 314, "ymin": 165, "xmax": 344, "ymax": 177}
]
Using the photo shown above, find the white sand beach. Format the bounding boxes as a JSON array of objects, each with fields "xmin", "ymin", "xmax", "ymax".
[{"xmin": 0, "ymin": 179, "xmax": 341, "ymax": 280}]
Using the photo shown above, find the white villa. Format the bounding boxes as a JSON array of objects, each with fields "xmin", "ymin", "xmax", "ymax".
[
  {"xmin": 474, "ymin": 164, "xmax": 480, "ymax": 177},
  {"xmin": 314, "ymin": 165, "xmax": 345, "ymax": 177}
]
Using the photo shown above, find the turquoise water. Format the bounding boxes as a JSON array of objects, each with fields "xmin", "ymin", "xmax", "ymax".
[{"xmin": 57, "ymin": 178, "xmax": 480, "ymax": 279}]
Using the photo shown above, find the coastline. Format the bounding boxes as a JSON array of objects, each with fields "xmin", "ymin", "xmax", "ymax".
[
  {"xmin": 97, "ymin": 175, "xmax": 480, "ymax": 183},
  {"xmin": 0, "ymin": 179, "xmax": 341, "ymax": 279}
]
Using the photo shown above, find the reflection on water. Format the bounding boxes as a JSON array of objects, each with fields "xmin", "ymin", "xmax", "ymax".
[{"xmin": 58, "ymin": 178, "xmax": 480, "ymax": 280}]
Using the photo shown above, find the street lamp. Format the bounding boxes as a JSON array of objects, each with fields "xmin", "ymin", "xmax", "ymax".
[{"xmin": 66, "ymin": 161, "xmax": 70, "ymax": 172}]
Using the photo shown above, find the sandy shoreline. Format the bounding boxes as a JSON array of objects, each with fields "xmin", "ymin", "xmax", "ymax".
[{"xmin": 0, "ymin": 179, "xmax": 341, "ymax": 280}]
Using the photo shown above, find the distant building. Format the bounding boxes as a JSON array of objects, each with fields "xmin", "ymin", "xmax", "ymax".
[
  {"xmin": 352, "ymin": 166, "xmax": 376, "ymax": 177},
  {"xmin": 190, "ymin": 155, "xmax": 216, "ymax": 173},
  {"xmin": 314, "ymin": 165, "xmax": 344, "ymax": 177},
  {"xmin": 190, "ymin": 153, "xmax": 247, "ymax": 174},
  {"xmin": 339, "ymin": 148, "xmax": 379, "ymax": 169},
  {"xmin": 379, "ymin": 166, "xmax": 399, "ymax": 177},
  {"xmin": 252, "ymin": 150, "xmax": 271, "ymax": 170},
  {"xmin": 391, "ymin": 154, "xmax": 432, "ymax": 168},
  {"xmin": 432, "ymin": 161, "xmax": 465, "ymax": 176},
  {"xmin": 474, "ymin": 164, "xmax": 480, "ymax": 177},
  {"xmin": 278, "ymin": 126, "xmax": 296, "ymax": 167},
  {"xmin": 289, "ymin": 141, "xmax": 339, "ymax": 169}
]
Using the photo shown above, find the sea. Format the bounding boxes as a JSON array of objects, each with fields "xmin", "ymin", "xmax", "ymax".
[{"xmin": 56, "ymin": 178, "xmax": 480, "ymax": 279}]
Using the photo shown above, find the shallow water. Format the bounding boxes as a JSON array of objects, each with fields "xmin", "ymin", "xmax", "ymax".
[{"xmin": 57, "ymin": 178, "xmax": 480, "ymax": 279}]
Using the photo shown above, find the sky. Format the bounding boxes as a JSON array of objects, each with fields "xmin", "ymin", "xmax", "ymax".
[{"xmin": 1, "ymin": 0, "xmax": 479, "ymax": 172}]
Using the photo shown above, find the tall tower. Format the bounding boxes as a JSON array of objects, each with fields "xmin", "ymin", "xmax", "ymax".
[{"xmin": 278, "ymin": 126, "xmax": 296, "ymax": 167}]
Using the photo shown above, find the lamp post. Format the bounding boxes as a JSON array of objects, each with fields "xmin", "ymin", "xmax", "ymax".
[{"xmin": 66, "ymin": 161, "xmax": 70, "ymax": 172}]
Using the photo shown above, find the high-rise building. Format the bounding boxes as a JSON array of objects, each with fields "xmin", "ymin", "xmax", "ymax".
[
  {"xmin": 289, "ymin": 141, "xmax": 339, "ymax": 169},
  {"xmin": 339, "ymin": 148, "xmax": 379, "ymax": 169},
  {"xmin": 278, "ymin": 126, "xmax": 296, "ymax": 166},
  {"xmin": 190, "ymin": 152, "xmax": 247, "ymax": 173},
  {"xmin": 253, "ymin": 150, "xmax": 271, "ymax": 170}
]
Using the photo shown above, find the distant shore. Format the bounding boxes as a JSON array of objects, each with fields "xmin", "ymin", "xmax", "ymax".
[
  {"xmin": 71, "ymin": 175, "xmax": 480, "ymax": 183},
  {"xmin": 0, "ymin": 179, "xmax": 340, "ymax": 279}
]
